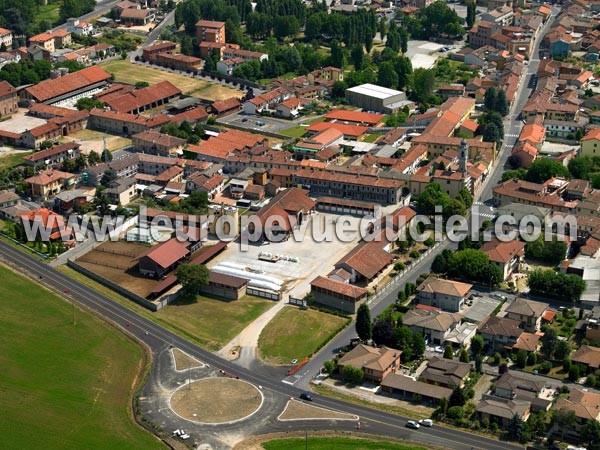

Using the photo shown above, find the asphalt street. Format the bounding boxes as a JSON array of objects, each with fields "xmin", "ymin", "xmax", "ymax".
[{"xmin": 0, "ymin": 241, "xmax": 523, "ymax": 450}]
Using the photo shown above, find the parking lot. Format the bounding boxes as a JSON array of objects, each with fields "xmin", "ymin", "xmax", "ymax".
[
  {"xmin": 218, "ymin": 112, "xmax": 299, "ymax": 134},
  {"xmin": 208, "ymin": 212, "xmax": 365, "ymax": 298}
]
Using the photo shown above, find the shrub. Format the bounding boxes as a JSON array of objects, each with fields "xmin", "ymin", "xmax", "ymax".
[
  {"xmin": 539, "ymin": 361, "xmax": 552, "ymax": 374},
  {"xmin": 342, "ymin": 365, "xmax": 364, "ymax": 384},
  {"xmin": 447, "ymin": 406, "xmax": 464, "ymax": 419},
  {"xmin": 569, "ymin": 365, "xmax": 581, "ymax": 381},
  {"xmin": 481, "ymin": 417, "xmax": 490, "ymax": 429},
  {"xmin": 394, "ymin": 262, "xmax": 406, "ymax": 271},
  {"xmin": 527, "ymin": 352, "xmax": 537, "ymax": 366},
  {"xmin": 409, "ymin": 250, "xmax": 420, "ymax": 259}
]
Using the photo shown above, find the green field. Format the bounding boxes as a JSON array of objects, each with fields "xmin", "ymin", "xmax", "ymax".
[
  {"xmin": 0, "ymin": 265, "xmax": 165, "ymax": 450},
  {"xmin": 0, "ymin": 151, "xmax": 33, "ymax": 170},
  {"xmin": 262, "ymin": 437, "xmax": 429, "ymax": 450},
  {"xmin": 258, "ymin": 307, "xmax": 349, "ymax": 364},
  {"xmin": 58, "ymin": 266, "xmax": 274, "ymax": 351}
]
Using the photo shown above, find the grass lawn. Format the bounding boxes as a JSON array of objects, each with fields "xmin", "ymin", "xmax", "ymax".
[
  {"xmin": 99, "ymin": 59, "xmax": 242, "ymax": 99},
  {"xmin": 36, "ymin": 3, "xmax": 60, "ymax": 27},
  {"xmin": 0, "ymin": 151, "xmax": 33, "ymax": 170},
  {"xmin": 57, "ymin": 266, "xmax": 273, "ymax": 351},
  {"xmin": 258, "ymin": 307, "xmax": 349, "ymax": 364},
  {"xmin": 262, "ymin": 437, "xmax": 429, "ymax": 450},
  {"xmin": 279, "ymin": 125, "xmax": 308, "ymax": 138},
  {"xmin": 362, "ymin": 133, "xmax": 380, "ymax": 143},
  {"xmin": 154, "ymin": 294, "xmax": 274, "ymax": 351},
  {"xmin": 0, "ymin": 264, "xmax": 165, "ymax": 450}
]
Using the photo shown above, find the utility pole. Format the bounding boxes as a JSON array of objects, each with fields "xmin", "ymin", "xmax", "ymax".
[
  {"xmin": 72, "ymin": 301, "xmax": 76, "ymax": 325},
  {"xmin": 305, "ymin": 430, "xmax": 308, "ymax": 450}
]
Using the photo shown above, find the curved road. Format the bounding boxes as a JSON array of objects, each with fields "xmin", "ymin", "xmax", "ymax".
[{"xmin": 0, "ymin": 241, "xmax": 522, "ymax": 450}]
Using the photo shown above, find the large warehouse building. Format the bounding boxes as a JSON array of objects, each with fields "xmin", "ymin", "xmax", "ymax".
[{"xmin": 345, "ymin": 83, "xmax": 408, "ymax": 114}]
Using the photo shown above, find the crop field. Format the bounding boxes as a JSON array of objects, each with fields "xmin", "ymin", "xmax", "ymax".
[{"xmin": 0, "ymin": 264, "xmax": 165, "ymax": 450}]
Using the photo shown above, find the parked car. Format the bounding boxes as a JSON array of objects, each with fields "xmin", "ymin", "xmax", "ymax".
[
  {"xmin": 419, "ymin": 419, "xmax": 433, "ymax": 427},
  {"xmin": 406, "ymin": 420, "xmax": 420, "ymax": 429},
  {"xmin": 299, "ymin": 393, "xmax": 313, "ymax": 401}
]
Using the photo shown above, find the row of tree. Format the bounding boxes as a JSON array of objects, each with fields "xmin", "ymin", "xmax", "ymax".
[
  {"xmin": 524, "ymin": 235, "xmax": 568, "ymax": 265},
  {"xmin": 527, "ymin": 268, "xmax": 586, "ymax": 302},
  {"xmin": 414, "ymin": 183, "xmax": 473, "ymax": 219},
  {"xmin": 432, "ymin": 248, "xmax": 503, "ymax": 287}
]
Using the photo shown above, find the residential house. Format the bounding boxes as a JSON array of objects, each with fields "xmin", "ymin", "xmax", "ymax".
[
  {"xmin": 553, "ymin": 389, "xmax": 600, "ymax": 439},
  {"xmin": 337, "ymin": 344, "xmax": 402, "ymax": 384},
  {"xmin": 478, "ymin": 316, "xmax": 524, "ymax": 352},
  {"xmin": 276, "ymin": 97, "xmax": 303, "ymax": 119},
  {"xmin": 571, "ymin": 345, "xmax": 600, "ymax": 372},
  {"xmin": 131, "ymin": 130, "xmax": 186, "ymax": 157},
  {"xmin": 18, "ymin": 208, "xmax": 72, "ymax": 241},
  {"xmin": 505, "ymin": 298, "xmax": 549, "ymax": 332},
  {"xmin": 581, "ymin": 128, "xmax": 600, "ymax": 157},
  {"xmin": 420, "ymin": 356, "xmax": 471, "ymax": 389},
  {"xmin": 0, "ymin": 28, "xmax": 13, "ymax": 49},
  {"xmin": 196, "ymin": 20, "xmax": 226, "ymax": 44},
  {"xmin": 120, "ymin": 8, "xmax": 155, "ymax": 25},
  {"xmin": 310, "ymin": 275, "xmax": 368, "ymax": 314},
  {"xmin": 480, "ymin": 238, "xmax": 525, "ymax": 281},
  {"xmin": 334, "ymin": 241, "xmax": 393, "ymax": 284},
  {"xmin": 66, "ymin": 18, "xmax": 94, "ymax": 36},
  {"xmin": 103, "ymin": 178, "xmax": 137, "ymax": 206},
  {"xmin": 381, "ymin": 374, "xmax": 452, "ymax": 406},
  {"xmin": 416, "ymin": 277, "xmax": 472, "ymax": 312},
  {"xmin": 24, "ymin": 169, "xmax": 75, "ymax": 201},
  {"xmin": 22, "ymin": 142, "xmax": 81, "ymax": 168},
  {"xmin": 476, "ymin": 396, "xmax": 531, "ymax": 427},
  {"xmin": 402, "ymin": 308, "xmax": 462, "ymax": 346}
]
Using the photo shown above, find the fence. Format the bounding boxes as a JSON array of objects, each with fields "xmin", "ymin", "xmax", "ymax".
[
  {"xmin": 67, "ymin": 259, "xmax": 171, "ymax": 311},
  {"xmin": 247, "ymin": 287, "xmax": 281, "ymax": 301},
  {"xmin": 366, "ymin": 238, "xmax": 447, "ymax": 307}
]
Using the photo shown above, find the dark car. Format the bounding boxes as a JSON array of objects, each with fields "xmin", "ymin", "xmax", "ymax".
[{"xmin": 299, "ymin": 393, "xmax": 313, "ymax": 401}]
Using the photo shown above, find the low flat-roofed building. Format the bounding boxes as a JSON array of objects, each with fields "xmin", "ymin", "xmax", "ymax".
[
  {"xmin": 381, "ymin": 374, "xmax": 452, "ymax": 405},
  {"xmin": 345, "ymin": 83, "xmax": 407, "ymax": 113},
  {"xmin": 310, "ymin": 275, "xmax": 368, "ymax": 314}
]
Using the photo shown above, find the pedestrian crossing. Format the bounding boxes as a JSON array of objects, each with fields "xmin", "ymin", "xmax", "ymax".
[
  {"xmin": 472, "ymin": 202, "xmax": 496, "ymax": 220},
  {"xmin": 505, "ymin": 133, "xmax": 519, "ymax": 138}
]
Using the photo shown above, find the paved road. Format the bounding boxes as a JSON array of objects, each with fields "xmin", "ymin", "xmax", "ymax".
[
  {"xmin": 52, "ymin": 0, "xmax": 121, "ymax": 32},
  {"xmin": 0, "ymin": 241, "xmax": 523, "ymax": 450}
]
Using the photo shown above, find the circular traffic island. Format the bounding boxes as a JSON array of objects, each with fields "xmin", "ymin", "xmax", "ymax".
[{"xmin": 169, "ymin": 377, "xmax": 263, "ymax": 424}]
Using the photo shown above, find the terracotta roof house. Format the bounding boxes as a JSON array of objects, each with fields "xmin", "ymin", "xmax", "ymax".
[
  {"xmin": 554, "ymin": 388, "xmax": 600, "ymax": 425},
  {"xmin": 417, "ymin": 277, "xmax": 472, "ymax": 312},
  {"xmin": 478, "ymin": 316, "xmax": 524, "ymax": 352},
  {"xmin": 420, "ymin": 356, "xmax": 471, "ymax": 389},
  {"xmin": 571, "ymin": 345, "xmax": 600, "ymax": 370},
  {"xmin": 310, "ymin": 275, "xmax": 368, "ymax": 314},
  {"xmin": 337, "ymin": 344, "xmax": 402, "ymax": 384},
  {"xmin": 512, "ymin": 332, "xmax": 541, "ymax": 353},
  {"xmin": 103, "ymin": 81, "xmax": 181, "ymax": 114},
  {"xmin": 324, "ymin": 109, "xmax": 384, "ymax": 126},
  {"xmin": 25, "ymin": 169, "xmax": 75, "ymax": 201},
  {"xmin": 480, "ymin": 237, "xmax": 525, "ymax": 281},
  {"xmin": 402, "ymin": 309, "xmax": 462, "ymax": 346},
  {"xmin": 505, "ymin": 298, "xmax": 549, "ymax": 332},
  {"xmin": 138, "ymin": 238, "xmax": 190, "ymax": 277},
  {"xmin": 19, "ymin": 207, "xmax": 72, "ymax": 241},
  {"xmin": 334, "ymin": 240, "xmax": 393, "ymax": 283}
]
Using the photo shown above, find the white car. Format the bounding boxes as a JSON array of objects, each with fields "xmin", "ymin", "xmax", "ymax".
[
  {"xmin": 419, "ymin": 419, "xmax": 433, "ymax": 427},
  {"xmin": 406, "ymin": 420, "xmax": 420, "ymax": 429}
]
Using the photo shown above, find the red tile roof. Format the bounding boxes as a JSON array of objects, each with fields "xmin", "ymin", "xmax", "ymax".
[
  {"xmin": 311, "ymin": 275, "xmax": 367, "ymax": 299},
  {"xmin": 140, "ymin": 238, "xmax": 190, "ymax": 269},
  {"xmin": 25, "ymin": 66, "xmax": 111, "ymax": 103},
  {"xmin": 480, "ymin": 237, "xmax": 525, "ymax": 264},
  {"xmin": 325, "ymin": 109, "xmax": 384, "ymax": 125},
  {"xmin": 104, "ymin": 81, "xmax": 181, "ymax": 113},
  {"xmin": 0, "ymin": 80, "xmax": 16, "ymax": 98},
  {"xmin": 307, "ymin": 121, "xmax": 368, "ymax": 137}
]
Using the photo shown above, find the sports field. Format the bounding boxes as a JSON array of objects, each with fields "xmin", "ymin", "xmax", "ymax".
[
  {"xmin": 258, "ymin": 307, "xmax": 349, "ymax": 364},
  {"xmin": 0, "ymin": 265, "xmax": 165, "ymax": 450},
  {"xmin": 99, "ymin": 59, "xmax": 243, "ymax": 100}
]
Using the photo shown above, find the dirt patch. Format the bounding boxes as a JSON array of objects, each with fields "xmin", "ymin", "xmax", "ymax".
[
  {"xmin": 169, "ymin": 377, "xmax": 262, "ymax": 424},
  {"xmin": 278, "ymin": 399, "xmax": 358, "ymax": 421},
  {"xmin": 171, "ymin": 348, "xmax": 203, "ymax": 371},
  {"xmin": 76, "ymin": 241, "xmax": 159, "ymax": 298}
]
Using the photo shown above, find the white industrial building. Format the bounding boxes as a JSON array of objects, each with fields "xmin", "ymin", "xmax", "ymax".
[{"xmin": 345, "ymin": 83, "xmax": 410, "ymax": 114}]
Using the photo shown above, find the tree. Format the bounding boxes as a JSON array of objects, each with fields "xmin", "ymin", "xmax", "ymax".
[
  {"xmin": 412, "ymin": 68, "xmax": 435, "ymax": 103},
  {"xmin": 484, "ymin": 87, "xmax": 497, "ymax": 112},
  {"xmin": 483, "ymin": 122, "xmax": 501, "ymax": 145},
  {"xmin": 377, "ymin": 61, "xmax": 398, "ymax": 89},
  {"xmin": 101, "ymin": 148, "xmax": 113, "ymax": 163},
  {"xmin": 412, "ymin": 333, "xmax": 426, "ymax": 359},
  {"xmin": 527, "ymin": 352, "xmax": 537, "ymax": 366},
  {"xmin": 581, "ymin": 419, "xmax": 600, "ymax": 449},
  {"xmin": 351, "ymin": 44, "xmax": 364, "ymax": 71},
  {"xmin": 555, "ymin": 340, "xmax": 571, "ymax": 361},
  {"xmin": 331, "ymin": 80, "xmax": 348, "ymax": 99},
  {"xmin": 475, "ymin": 355, "xmax": 483, "ymax": 373},
  {"xmin": 459, "ymin": 348, "xmax": 470, "ymax": 363},
  {"xmin": 75, "ymin": 98, "xmax": 106, "ymax": 111},
  {"xmin": 356, "ymin": 303, "xmax": 372, "ymax": 342},
  {"xmin": 471, "ymin": 334, "xmax": 484, "ymax": 357},
  {"xmin": 372, "ymin": 319, "xmax": 394, "ymax": 347},
  {"xmin": 553, "ymin": 408, "xmax": 577, "ymax": 441},
  {"xmin": 508, "ymin": 414, "xmax": 524, "ymax": 442},
  {"xmin": 528, "ymin": 269, "xmax": 586, "ymax": 303},
  {"xmin": 562, "ymin": 358, "xmax": 572, "ymax": 373},
  {"xmin": 323, "ymin": 359, "xmax": 336, "ymax": 375},
  {"xmin": 449, "ymin": 386, "xmax": 466, "ymax": 407},
  {"xmin": 176, "ymin": 264, "xmax": 210, "ymax": 296},
  {"xmin": 569, "ymin": 364, "xmax": 580, "ymax": 381},
  {"xmin": 495, "ymin": 89, "xmax": 509, "ymax": 116},
  {"xmin": 443, "ymin": 344, "xmax": 454, "ymax": 360},
  {"xmin": 330, "ymin": 40, "xmax": 344, "ymax": 69},
  {"xmin": 88, "ymin": 150, "xmax": 101, "ymax": 166},
  {"xmin": 342, "ymin": 364, "xmax": 364, "ymax": 384},
  {"xmin": 526, "ymin": 158, "xmax": 571, "ymax": 183},
  {"xmin": 541, "ymin": 327, "xmax": 558, "ymax": 360},
  {"xmin": 516, "ymin": 349, "xmax": 528, "ymax": 368},
  {"xmin": 466, "ymin": 1, "xmax": 476, "ymax": 29}
]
